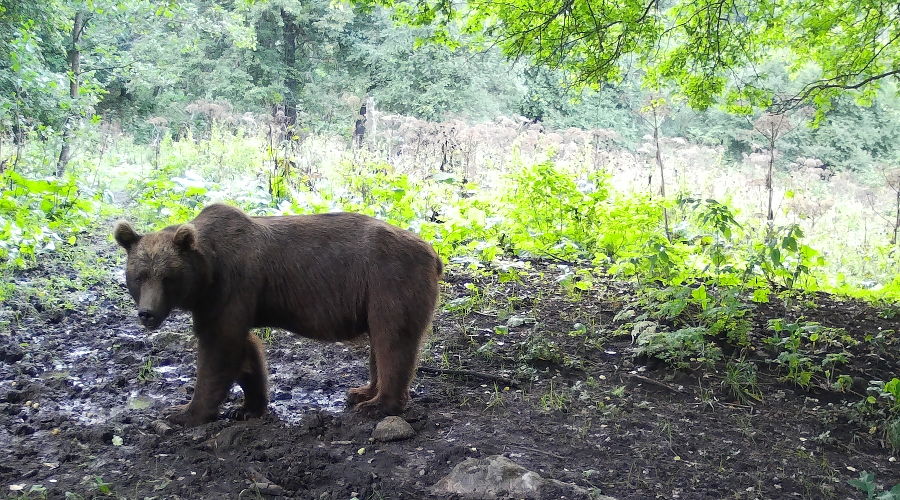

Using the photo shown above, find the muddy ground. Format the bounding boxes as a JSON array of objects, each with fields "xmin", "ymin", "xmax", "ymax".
[{"xmin": 1, "ymin": 236, "xmax": 898, "ymax": 499}]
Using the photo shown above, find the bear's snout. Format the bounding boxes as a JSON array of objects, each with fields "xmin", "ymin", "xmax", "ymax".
[
  {"xmin": 137, "ymin": 309, "xmax": 164, "ymax": 330},
  {"xmin": 134, "ymin": 280, "xmax": 170, "ymax": 330}
]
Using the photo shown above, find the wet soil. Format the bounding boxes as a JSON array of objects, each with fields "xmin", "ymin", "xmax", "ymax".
[{"xmin": 1, "ymin": 241, "xmax": 898, "ymax": 499}]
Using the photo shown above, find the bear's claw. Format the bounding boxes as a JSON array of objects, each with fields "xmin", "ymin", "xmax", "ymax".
[
  {"xmin": 353, "ymin": 396, "xmax": 403, "ymax": 419},
  {"xmin": 347, "ymin": 385, "xmax": 378, "ymax": 406},
  {"xmin": 164, "ymin": 405, "xmax": 215, "ymax": 427},
  {"xmin": 224, "ymin": 406, "xmax": 267, "ymax": 421}
]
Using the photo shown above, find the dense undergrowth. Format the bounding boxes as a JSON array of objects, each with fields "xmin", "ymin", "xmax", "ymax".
[{"xmin": 2, "ymin": 127, "xmax": 899, "ymax": 461}]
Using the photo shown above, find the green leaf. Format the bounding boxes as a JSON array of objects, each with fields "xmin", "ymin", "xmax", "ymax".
[
  {"xmin": 769, "ymin": 247, "xmax": 781, "ymax": 265},
  {"xmin": 884, "ymin": 378, "xmax": 900, "ymax": 399},
  {"xmin": 752, "ymin": 288, "xmax": 770, "ymax": 303},
  {"xmin": 782, "ymin": 236, "xmax": 798, "ymax": 252}
]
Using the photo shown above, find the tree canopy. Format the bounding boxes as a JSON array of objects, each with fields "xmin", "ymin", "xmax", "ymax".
[
  {"xmin": 371, "ymin": 0, "xmax": 900, "ymax": 115},
  {"xmin": 4, "ymin": 0, "xmax": 900, "ymax": 172}
]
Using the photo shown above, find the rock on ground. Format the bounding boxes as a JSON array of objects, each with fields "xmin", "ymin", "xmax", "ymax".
[
  {"xmin": 372, "ymin": 416, "xmax": 416, "ymax": 442},
  {"xmin": 432, "ymin": 454, "xmax": 609, "ymax": 499}
]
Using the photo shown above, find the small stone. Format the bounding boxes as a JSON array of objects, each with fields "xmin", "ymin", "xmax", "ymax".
[
  {"xmin": 372, "ymin": 416, "xmax": 416, "ymax": 442},
  {"xmin": 251, "ymin": 482, "xmax": 285, "ymax": 495},
  {"xmin": 432, "ymin": 455, "xmax": 599, "ymax": 499},
  {"xmin": 506, "ymin": 316, "xmax": 526, "ymax": 327},
  {"xmin": 15, "ymin": 424, "xmax": 35, "ymax": 436},
  {"xmin": 150, "ymin": 420, "xmax": 174, "ymax": 436},
  {"xmin": 202, "ymin": 425, "xmax": 244, "ymax": 450}
]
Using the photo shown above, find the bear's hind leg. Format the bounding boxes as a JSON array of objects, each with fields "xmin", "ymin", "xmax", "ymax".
[
  {"xmin": 355, "ymin": 322, "xmax": 421, "ymax": 417},
  {"xmin": 347, "ymin": 345, "xmax": 378, "ymax": 405},
  {"xmin": 234, "ymin": 333, "xmax": 268, "ymax": 420}
]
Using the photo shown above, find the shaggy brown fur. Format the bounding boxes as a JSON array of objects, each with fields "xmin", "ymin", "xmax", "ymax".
[{"xmin": 114, "ymin": 203, "xmax": 441, "ymax": 426}]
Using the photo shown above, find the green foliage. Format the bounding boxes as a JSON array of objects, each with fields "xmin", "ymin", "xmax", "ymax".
[
  {"xmin": 137, "ymin": 357, "xmax": 157, "ymax": 383},
  {"xmin": 850, "ymin": 377, "xmax": 900, "ymax": 451},
  {"xmin": 92, "ymin": 476, "xmax": 112, "ymax": 496},
  {"xmin": 677, "ymin": 196, "xmax": 742, "ymax": 276},
  {"xmin": 7, "ymin": 483, "xmax": 48, "ymax": 500},
  {"xmin": 339, "ymin": 162, "xmax": 419, "ymax": 225},
  {"xmin": 848, "ymin": 471, "xmax": 900, "ymax": 500},
  {"xmin": 557, "ymin": 268, "xmax": 594, "ymax": 298},
  {"xmin": 763, "ymin": 318, "xmax": 858, "ymax": 389},
  {"xmin": 722, "ymin": 361, "xmax": 762, "ymax": 404},
  {"xmin": 127, "ymin": 166, "xmax": 212, "ymax": 229},
  {"xmin": 0, "ymin": 2, "xmax": 70, "ymax": 130},
  {"xmin": 596, "ymin": 195, "xmax": 667, "ymax": 266},
  {"xmin": 517, "ymin": 66, "xmax": 643, "ymax": 141},
  {"xmin": 8, "ymin": 0, "xmax": 900, "ymax": 179},
  {"xmin": 443, "ymin": 282, "xmax": 485, "ymax": 316},
  {"xmin": 377, "ymin": 0, "xmax": 900, "ymax": 117},
  {"xmin": 522, "ymin": 334, "xmax": 567, "ymax": 367},
  {"xmin": 876, "ymin": 378, "xmax": 900, "ymax": 416},
  {"xmin": 635, "ymin": 325, "xmax": 722, "ymax": 370},
  {"xmin": 539, "ymin": 381, "xmax": 569, "ymax": 412},
  {"xmin": 624, "ymin": 280, "xmax": 750, "ymax": 370},
  {"xmin": 751, "ymin": 224, "xmax": 824, "ymax": 290},
  {"xmin": 500, "ymin": 162, "xmax": 609, "ymax": 260},
  {"xmin": 698, "ymin": 287, "xmax": 751, "ymax": 346},
  {"xmin": 0, "ymin": 170, "xmax": 97, "ymax": 270}
]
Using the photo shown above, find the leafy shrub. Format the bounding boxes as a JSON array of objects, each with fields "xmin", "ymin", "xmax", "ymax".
[
  {"xmin": 0, "ymin": 170, "xmax": 97, "ymax": 270},
  {"xmin": 126, "ymin": 164, "xmax": 214, "ymax": 228},
  {"xmin": 500, "ymin": 161, "xmax": 609, "ymax": 260},
  {"xmin": 635, "ymin": 325, "xmax": 722, "ymax": 369}
]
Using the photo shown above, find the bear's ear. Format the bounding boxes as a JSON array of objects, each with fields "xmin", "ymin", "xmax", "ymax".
[
  {"xmin": 114, "ymin": 221, "xmax": 141, "ymax": 251},
  {"xmin": 173, "ymin": 223, "xmax": 198, "ymax": 251}
]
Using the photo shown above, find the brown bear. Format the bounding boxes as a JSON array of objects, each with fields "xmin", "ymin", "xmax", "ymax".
[{"xmin": 114, "ymin": 203, "xmax": 441, "ymax": 427}]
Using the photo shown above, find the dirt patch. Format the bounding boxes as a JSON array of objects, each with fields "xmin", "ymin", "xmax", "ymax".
[{"xmin": 1, "ymin": 244, "xmax": 898, "ymax": 498}]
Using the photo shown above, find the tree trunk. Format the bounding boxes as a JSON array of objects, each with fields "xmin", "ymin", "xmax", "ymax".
[
  {"xmin": 765, "ymin": 136, "xmax": 776, "ymax": 239},
  {"xmin": 652, "ymin": 109, "xmax": 671, "ymax": 242},
  {"xmin": 353, "ymin": 100, "xmax": 367, "ymax": 148},
  {"xmin": 280, "ymin": 9, "xmax": 298, "ymax": 127},
  {"xmin": 56, "ymin": 10, "xmax": 85, "ymax": 177},
  {"xmin": 892, "ymin": 187, "xmax": 899, "ymax": 245},
  {"xmin": 152, "ymin": 129, "xmax": 162, "ymax": 169},
  {"xmin": 12, "ymin": 112, "xmax": 23, "ymax": 170},
  {"xmin": 366, "ymin": 96, "xmax": 376, "ymax": 137}
]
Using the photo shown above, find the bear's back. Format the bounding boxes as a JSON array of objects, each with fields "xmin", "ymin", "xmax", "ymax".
[{"xmin": 187, "ymin": 205, "xmax": 438, "ymax": 340}]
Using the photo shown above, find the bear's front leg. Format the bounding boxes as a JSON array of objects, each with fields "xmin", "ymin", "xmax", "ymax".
[{"xmin": 167, "ymin": 330, "xmax": 247, "ymax": 427}]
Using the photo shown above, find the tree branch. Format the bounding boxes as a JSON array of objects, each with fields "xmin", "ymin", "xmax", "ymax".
[
  {"xmin": 82, "ymin": 63, "xmax": 134, "ymax": 73},
  {"xmin": 774, "ymin": 67, "xmax": 900, "ymax": 112}
]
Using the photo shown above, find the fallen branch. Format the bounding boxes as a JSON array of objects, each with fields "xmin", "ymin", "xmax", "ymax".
[
  {"xmin": 508, "ymin": 444, "xmax": 567, "ymax": 460},
  {"xmin": 418, "ymin": 366, "xmax": 522, "ymax": 388}
]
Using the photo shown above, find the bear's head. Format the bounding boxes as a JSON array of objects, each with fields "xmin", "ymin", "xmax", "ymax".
[{"xmin": 114, "ymin": 221, "xmax": 206, "ymax": 330}]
